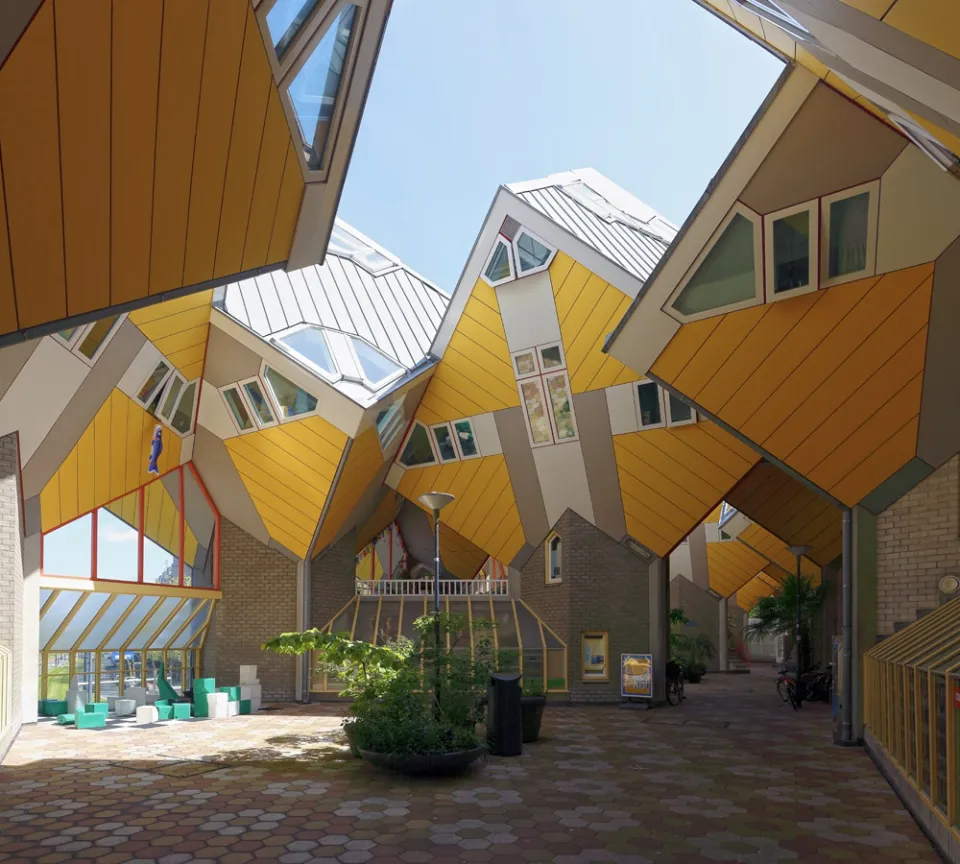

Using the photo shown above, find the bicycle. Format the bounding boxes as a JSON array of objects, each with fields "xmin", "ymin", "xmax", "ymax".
[{"xmin": 666, "ymin": 660, "xmax": 685, "ymax": 706}]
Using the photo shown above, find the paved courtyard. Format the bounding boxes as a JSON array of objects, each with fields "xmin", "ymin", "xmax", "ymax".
[{"xmin": 0, "ymin": 670, "xmax": 940, "ymax": 864}]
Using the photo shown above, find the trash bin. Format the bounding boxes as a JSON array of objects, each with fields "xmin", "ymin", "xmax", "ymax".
[{"xmin": 487, "ymin": 672, "xmax": 522, "ymax": 757}]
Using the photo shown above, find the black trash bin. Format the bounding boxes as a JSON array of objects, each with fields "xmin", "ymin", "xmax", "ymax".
[{"xmin": 487, "ymin": 672, "xmax": 522, "ymax": 757}]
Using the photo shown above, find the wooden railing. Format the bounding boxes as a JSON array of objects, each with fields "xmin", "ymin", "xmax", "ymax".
[{"xmin": 355, "ymin": 578, "xmax": 508, "ymax": 597}]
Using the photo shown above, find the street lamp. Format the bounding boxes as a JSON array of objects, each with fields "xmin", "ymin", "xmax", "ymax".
[
  {"xmin": 788, "ymin": 545, "xmax": 813, "ymax": 706},
  {"xmin": 419, "ymin": 492, "xmax": 455, "ymax": 697}
]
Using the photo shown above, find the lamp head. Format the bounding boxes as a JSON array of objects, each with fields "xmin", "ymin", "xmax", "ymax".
[
  {"xmin": 787, "ymin": 545, "xmax": 813, "ymax": 556},
  {"xmin": 419, "ymin": 492, "xmax": 455, "ymax": 512}
]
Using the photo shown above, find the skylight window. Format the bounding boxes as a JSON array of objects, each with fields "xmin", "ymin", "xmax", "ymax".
[
  {"xmin": 560, "ymin": 180, "xmax": 643, "ymax": 229},
  {"xmin": 288, "ymin": 3, "xmax": 358, "ymax": 171},
  {"xmin": 327, "ymin": 223, "xmax": 396, "ymax": 275},
  {"xmin": 263, "ymin": 366, "xmax": 318, "ymax": 419},
  {"xmin": 278, "ymin": 326, "xmax": 338, "ymax": 378},
  {"xmin": 266, "ymin": 0, "xmax": 321, "ymax": 58},
  {"xmin": 350, "ymin": 337, "xmax": 401, "ymax": 388}
]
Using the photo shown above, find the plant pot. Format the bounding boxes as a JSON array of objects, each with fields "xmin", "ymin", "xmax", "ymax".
[
  {"xmin": 521, "ymin": 695, "xmax": 546, "ymax": 743},
  {"xmin": 359, "ymin": 746, "xmax": 484, "ymax": 776},
  {"xmin": 343, "ymin": 724, "xmax": 361, "ymax": 759}
]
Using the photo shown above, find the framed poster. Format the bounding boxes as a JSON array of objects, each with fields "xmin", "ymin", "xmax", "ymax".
[
  {"xmin": 621, "ymin": 653, "xmax": 653, "ymax": 699},
  {"xmin": 581, "ymin": 632, "xmax": 608, "ymax": 681}
]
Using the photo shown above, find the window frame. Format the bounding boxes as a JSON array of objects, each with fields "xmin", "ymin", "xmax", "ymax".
[
  {"xmin": 664, "ymin": 390, "xmax": 697, "ymax": 428},
  {"xmin": 665, "ymin": 201, "xmax": 763, "ymax": 323},
  {"xmin": 481, "ymin": 236, "xmax": 516, "ymax": 288},
  {"xmin": 397, "ymin": 420, "xmax": 439, "ymax": 469},
  {"xmin": 511, "ymin": 228, "xmax": 556, "ymax": 278},
  {"xmin": 511, "ymin": 348, "xmax": 540, "ymax": 381},
  {"xmin": 345, "ymin": 334, "xmax": 405, "ymax": 391},
  {"xmin": 430, "ymin": 422, "xmax": 460, "ymax": 464},
  {"xmin": 517, "ymin": 376, "xmax": 555, "ymax": 449},
  {"xmin": 763, "ymin": 199, "xmax": 819, "ymax": 302},
  {"xmin": 219, "ymin": 384, "xmax": 257, "ymax": 436},
  {"xmin": 240, "ymin": 375, "xmax": 279, "ymax": 430},
  {"xmin": 136, "ymin": 360, "xmax": 174, "ymax": 411},
  {"xmin": 272, "ymin": 323, "xmax": 342, "ymax": 384},
  {"xmin": 633, "ymin": 379, "xmax": 666, "ymax": 431},
  {"xmin": 820, "ymin": 180, "xmax": 879, "ymax": 289},
  {"xmin": 537, "ymin": 341, "xmax": 567, "ymax": 373},
  {"xmin": 168, "ymin": 380, "xmax": 199, "ymax": 438},
  {"xmin": 581, "ymin": 631, "xmax": 610, "ymax": 682},
  {"xmin": 543, "ymin": 370, "xmax": 579, "ymax": 444},
  {"xmin": 375, "ymin": 400, "xmax": 405, "ymax": 453},
  {"xmin": 451, "ymin": 418, "xmax": 482, "ymax": 461},
  {"xmin": 53, "ymin": 315, "xmax": 126, "ymax": 367},
  {"xmin": 888, "ymin": 112, "xmax": 960, "ymax": 173},
  {"xmin": 260, "ymin": 361, "xmax": 321, "ymax": 422},
  {"xmin": 159, "ymin": 370, "xmax": 188, "ymax": 423},
  {"xmin": 545, "ymin": 531, "xmax": 562, "ymax": 585}
]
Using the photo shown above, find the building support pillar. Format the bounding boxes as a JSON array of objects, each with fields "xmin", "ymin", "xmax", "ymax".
[
  {"xmin": 648, "ymin": 556, "xmax": 669, "ymax": 702},
  {"xmin": 718, "ymin": 595, "xmax": 729, "ymax": 672}
]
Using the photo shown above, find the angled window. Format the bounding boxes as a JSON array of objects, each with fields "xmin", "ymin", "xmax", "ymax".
[
  {"xmin": 160, "ymin": 373, "xmax": 185, "ymax": 422},
  {"xmin": 431, "ymin": 423, "xmax": 458, "ymax": 463},
  {"xmin": 665, "ymin": 392, "xmax": 695, "ymax": 427},
  {"xmin": 266, "ymin": 0, "xmax": 321, "ymax": 59},
  {"xmin": 538, "ymin": 342, "xmax": 565, "ymax": 371},
  {"xmin": 513, "ymin": 230, "xmax": 554, "ymax": 275},
  {"xmin": 764, "ymin": 201, "xmax": 817, "ymax": 299},
  {"xmin": 482, "ymin": 237, "xmax": 515, "ymax": 287},
  {"xmin": 349, "ymin": 337, "xmax": 402, "ymax": 389},
  {"xmin": 398, "ymin": 422, "xmax": 437, "ymax": 468},
  {"xmin": 634, "ymin": 380, "xmax": 664, "ymax": 429},
  {"xmin": 137, "ymin": 360, "xmax": 172, "ymax": 408},
  {"xmin": 170, "ymin": 381, "xmax": 197, "ymax": 435},
  {"xmin": 545, "ymin": 372, "xmax": 578, "ymax": 442},
  {"xmin": 546, "ymin": 532, "xmax": 562, "ymax": 584},
  {"xmin": 327, "ymin": 223, "xmax": 397, "ymax": 275},
  {"xmin": 76, "ymin": 315, "xmax": 121, "ymax": 363},
  {"xmin": 376, "ymin": 401, "xmax": 405, "ymax": 452},
  {"xmin": 276, "ymin": 325, "xmax": 339, "ymax": 379},
  {"xmin": 519, "ymin": 378, "xmax": 553, "ymax": 446},
  {"xmin": 889, "ymin": 113, "xmax": 960, "ymax": 174},
  {"xmin": 221, "ymin": 386, "xmax": 254, "ymax": 433},
  {"xmin": 512, "ymin": 349, "xmax": 539, "ymax": 380},
  {"xmin": 287, "ymin": 3, "xmax": 359, "ymax": 171},
  {"xmin": 263, "ymin": 366, "xmax": 318, "ymax": 420},
  {"xmin": 453, "ymin": 419, "xmax": 480, "ymax": 459},
  {"xmin": 821, "ymin": 181, "xmax": 878, "ymax": 288},
  {"xmin": 54, "ymin": 327, "xmax": 81, "ymax": 349},
  {"xmin": 242, "ymin": 378, "xmax": 277, "ymax": 428},
  {"xmin": 670, "ymin": 205, "xmax": 761, "ymax": 321}
]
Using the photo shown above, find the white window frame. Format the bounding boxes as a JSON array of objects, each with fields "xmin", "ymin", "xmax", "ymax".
[
  {"xmin": 729, "ymin": 0, "xmax": 822, "ymax": 48},
  {"xmin": 664, "ymin": 389, "xmax": 697, "ymax": 428},
  {"xmin": 167, "ymin": 379, "xmax": 199, "ymax": 438},
  {"xmin": 545, "ymin": 531, "xmax": 562, "ymax": 584},
  {"xmin": 451, "ymin": 418, "xmax": 482, "ymax": 461},
  {"xmin": 633, "ymin": 379, "xmax": 666, "ymax": 431},
  {"xmin": 665, "ymin": 201, "xmax": 763, "ymax": 323},
  {"xmin": 53, "ymin": 315, "xmax": 126, "ymax": 367},
  {"xmin": 345, "ymin": 334, "xmax": 405, "ymax": 391},
  {"xmin": 511, "ymin": 348, "xmax": 540, "ymax": 381},
  {"xmin": 376, "ymin": 400, "xmax": 405, "ymax": 453},
  {"xmin": 158, "ymin": 370, "xmax": 188, "ymax": 422},
  {"xmin": 763, "ymin": 199, "xmax": 819, "ymax": 302},
  {"xmin": 219, "ymin": 384, "xmax": 257, "ymax": 435},
  {"xmin": 240, "ymin": 375, "xmax": 279, "ymax": 429},
  {"xmin": 272, "ymin": 323, "xmax": 342, "ymax": 384},
  {"xmin": 511, "ymin": 228, "xmax": 556, "ymax": 278},
  {"xmin": 135, "ymin": 359, "xmax": 174, "ymax": 410},
  {"xmin": 537, "ymin": 341, "xmax": 567, "ymax": 373},
  {"xmin": 52, "ymin": 327, "xmax": 83, "ymax": 351},
  {"xmin": 481, "ymin": 236, "xmax": 516, "ymax": 288},
  {"xmin": 543, "ymin": 370, "xmax": 579, "ymax": 444},
  {"xmin": 820, "ymin": 180, "xmax": 879, "ymax": 289},
  {"xmin": 430, "ymin": 422, "xmax": 460, "ymax": 464},
  {"xmin": 397, "ymin": 420, "xmax": 439, "ymax": 468},
  {"xmin": 517, "ymin": 376, "xmax": 554, "ymax": 449},
  {"xmin": 260, "ymin": 361, "xmax": 321, "ymax": 423}
]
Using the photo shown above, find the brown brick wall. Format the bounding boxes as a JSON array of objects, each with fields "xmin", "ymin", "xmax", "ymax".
[
  {"xmin": 311, "ymin": 530, "xmax": 356, "ymax": 630},
  {"xmin": 0, "ymin": 432, "xmax": 23, "ymax": 760},
  {"xmin": 669, "ymin": 575, "xmax": 720, "ymax": 671},
  {"xmin": 521, "ymin": 509, "xmax": 650, "ymax": 703},
  {"xmin": 208, "ymin": 518, "xmax": 298, "ymax": 701},
  {"xmin": 877, "ymin": 455, "xmax": 960, "ymax": 637}
]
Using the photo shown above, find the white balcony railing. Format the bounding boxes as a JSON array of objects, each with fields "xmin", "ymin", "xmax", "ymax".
[{"xmin": 355, "ymin": 578, "xmax": 508, "ymax": 597}]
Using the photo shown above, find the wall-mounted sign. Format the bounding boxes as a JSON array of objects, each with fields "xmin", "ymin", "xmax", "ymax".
[
  {"xmin": 581, "ymin": 632, "xmax": 609, "ymax": 681},
  {"xmin": 621, "ymin": 653, "xmax": 653, "ymax": 699}
]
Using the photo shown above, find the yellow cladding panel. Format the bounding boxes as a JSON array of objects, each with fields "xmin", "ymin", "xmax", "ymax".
[
  {"xmin": 417, "ymin": 279, "xmax": 518, "ymax": 423},
  {"xmin": 652, "ymin": 265, "xmax": 932, "ymax": 507},
  {"xmin": 225, "ymin": 415, "xmax": 347, "ymax": 558},
  {"xmin": 397, "ymin": 456, "xmax": 524, "ymax": 565},
  {"xmin": 739, "ymin": 522, "xmax": 819, "ymax": 584},
  {"xmin": 706, "ymin": 540, "xmax": 766, "ymax": 598},
  {"xmin": 436, "ymin": 521, "xmax": 488, "ymax": 581},
  {"xmin": 613, "ymin": 421, "xmax": 761, "ymax": 558},
  {"xmin": 312, "ymin": 427, "xmax": 384, "ymax": 556},
  {"xmin": 355, "ymin": 491, "xmax": 402, "ymax": 554},
  {"xmin": 736, "ymin": 572, "xmax": 780, "ymax": 614},
  {"xmin": 40, "ymin": 390, "xmax": 182, "ymax": 533},
  {"xmin": 129, "ymin": 290, "xmax": 213, "ymax": 380},
  {"xmin": 549, "ymin": 252, "xmax": 640, "ymax": 393}
]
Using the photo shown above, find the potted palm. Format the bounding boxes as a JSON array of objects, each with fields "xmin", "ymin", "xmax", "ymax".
[
  {"xmin": 676, "ymin": 634, "xmax": 716, "ymax": 683},
  {"xmin": 745, "ymin": 573, "xmax": 824, "ymax": 670}
]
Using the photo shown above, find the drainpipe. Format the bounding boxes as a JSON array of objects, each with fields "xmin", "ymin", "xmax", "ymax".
[
  {"xmin": 300, "ymin": 554, "xmax": 312, "ymax": 703},
  {"xmin": 842, "ymin": 507, "xmax": 854, "ymax": 745}
]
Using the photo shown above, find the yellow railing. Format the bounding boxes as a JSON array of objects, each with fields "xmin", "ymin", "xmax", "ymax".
[{"xmin": 864, "ymin": 597, "xmax": 960, "ymax": 835}]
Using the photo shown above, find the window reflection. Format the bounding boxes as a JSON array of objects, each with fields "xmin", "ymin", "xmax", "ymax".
[
  {"xmin": 98, "ymin": 491, "xmax": 139, "ymax": 582},
  {"xmin": 183, "ymin": 467, "xmax": 216, "ymax": 589}
]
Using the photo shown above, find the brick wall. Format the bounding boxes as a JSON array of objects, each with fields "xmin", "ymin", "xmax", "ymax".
[
  {"xmin": 521, "ymin": 509, "xmax": 650, "ymax": 703},
  {"xmin": 669, "ymin": 575, "xmax": 720, "ymax": 671},
  {"xmin": 209, "ymin": 519, "xmax": 298, "ymax": 701},
  {"xmin": 877, "ymin": 455, "xmax": 960, "ymax": 637},
  {"xmin": 0, "ymin": 433, "xmax": 23, "ymax": 760},
  {"xmin": 311, "ymin": 530, "xmax": 356, "ymax": 630}
]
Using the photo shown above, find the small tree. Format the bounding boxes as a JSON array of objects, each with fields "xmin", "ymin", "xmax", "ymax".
[{"xmin": 745, "ymin": 573, "xmax": 824, "ymax": 669}]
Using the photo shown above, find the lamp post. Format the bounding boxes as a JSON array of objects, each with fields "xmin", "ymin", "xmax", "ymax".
[
  {"xmin": 419, "ymin": 492, "xmax": 455, "ymax": 712},
  {"xmin": 788, "ymin": 545, "xmax": 813, "ymax": 706}
]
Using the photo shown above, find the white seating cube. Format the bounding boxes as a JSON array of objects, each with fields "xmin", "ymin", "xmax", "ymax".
[
  {"xmin": 206, "ymin": 692, "xmax": 229, "ymax": 719},
  {"xmin": 226, "ymin": 700, "xmax": 239, "ymax": 717},
  {"xmin": 136, "ymin": 705, "xmax": 159, "ymax": 725},
  {"xmin": 106, "ymin": 695, "xmax": 117, "ymax": 712},
  {"xmin": 239, "ymin": 665, "xmax": 258, "ymax": 684},
  {"xmin": 114, "ymin": 698, "xmax": 137, "ymax": 717},
  {"xmin": 125, "ymin": 687, "xmax": 147, "ymax": 708}
]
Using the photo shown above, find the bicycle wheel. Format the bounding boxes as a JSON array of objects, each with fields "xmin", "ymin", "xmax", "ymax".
[
  {"xmin": 777, "ymin": 678, "xmax": 790, "ymax": 702},
  {"xmin": 787, "ymin": 681, "xmax": 801, "ymax": 711},
  {"xmin": 666, "ymin": 680, "xmax": 681, "ymax": 706}
]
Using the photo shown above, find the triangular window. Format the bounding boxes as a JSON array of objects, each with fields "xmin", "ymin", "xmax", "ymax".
[
  {"xmin": 514, "ymin": 231, "xmax": 553, "ymax": 273},
  {"xmin": 672, "ymin": 209, "xmax": 759, "ymax": 318},
  {"xmin": 399, "ymin": 423, "xmax": 436, "ymax": 468},
  {"xmin": 483, "ymin": 238, "xmax": 514, "ymax": 286}
]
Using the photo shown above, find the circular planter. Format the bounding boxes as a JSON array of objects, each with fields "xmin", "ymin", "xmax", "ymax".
[
  {"xmin": 520, "ymin": 695, "xmax": 546, "ymax": 743},
  {"xmin": 359, "ymin": 746, "xmax": 484, "ymax": 776}
]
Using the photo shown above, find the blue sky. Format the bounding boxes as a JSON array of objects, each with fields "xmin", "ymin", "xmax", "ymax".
[{"xmin": 336, "ymin": 0, "xmax": 784, "ymax": 293}]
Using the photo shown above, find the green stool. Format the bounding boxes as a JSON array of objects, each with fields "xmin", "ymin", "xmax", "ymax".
[
  {"xmin": 193, "ymin": 678, "xmax": 216, "ymax": 694},
  {"xmin": 56, "ymin": 713, "xmax": 75, "ymax": 725},
  {"xmin": 218, "ymin": 686, "xmax": 241, "ymax": 701},
  {"xmin": 76, "ymin": 712, "xmax": 106, "ymax": 729},
  {"xmin": 156, "ymin": 701, "xmax": 174, "ymax": 721},
  {"xmin": 239, "ymin": 699, "xmax": 251, "ymax": 715},
  {"xmin": 84, "ymin": 702, "xmax": 109, "ymax": 715},
  {"xmin": 43, "ymin": 700, "xmax": 68, "ymax": 717},
  {"xmin": 173, "ymin": 702, "xmax": 192, "ymax": 720}
]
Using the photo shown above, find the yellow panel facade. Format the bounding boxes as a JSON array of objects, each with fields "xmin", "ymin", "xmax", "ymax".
[
  {"xmin": 736, "ymin": 572, "xmax": 781, "ymax": 614},
  {"xmin": 225, "ymin": 415, "xmax": 348, "ymax": 558},
  {"xmin": 739, "ymin": 522, "xmax": 820, "ymax": 584},
  {"xmin": 706, "ymin": 540, "xmax": 766, "ymax": 598},
  {"xmin": 40, "ymin": 390, "xmax": 183, "ymax": 533},
  {"xmin": 128, "ymin": 290, "xmax": 214, "ymax": 381}
]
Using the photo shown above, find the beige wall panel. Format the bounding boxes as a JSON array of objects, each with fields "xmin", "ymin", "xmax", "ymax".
[
  {"xmin": 21, "ymin": 320, "xmax": 146, "ymax": 497},
  {"xmin": 688, "ymin": 523, "xmax": 710, "ymax": 590},
  {"xmin": 384, "ymin": 462, "xmax": 404, "ymax": 491},
  {"xmin": 533, "ymin": 441, "xmax": 595, "ymax": 530},
  {"xmin": 197, "ymin": 380, "xmax": 239, "ymax": 441},
  {"xmin": 472, "ymin": 411, "xmax": 502, "ymax": 457},
  {"xmin": 740, "ymin": 83, "xmax": 906, "ymax": 215},
  {"xmin": 0, "ymin": 0, "xmax": 43, "ymax": 70},
  {"xmin": 606, "ymin": 382, "xmax": 639, "ymax": 436},
  {"xmin": 669, "ymin": 542, "xmax": 692, "ymax": 583},
  {"xmin": 917, "ymin": 234, "xmax": 960, "ymax": 467},
  {"xmin": 191, "ymin": 425, "xmax": 270, "ymax": 545},
  {"xmin": 117, "ymin": 339, "xmax": 165, "ymax": 401},
  {"xmin": 0, "ymin": 337, "xmax": 88, "ymax": 463},
  {"xmin": 494, "ymin": 407, "xmax": 548, "ymax": 545},
  {"xmin": 876, "ymin": 146, "xmax": 960, "ymax": 274},
  {"xmin": 574, "ymin": 389, "xmax": 627, "ymax": 542},
  {"xmin": 180, "ymin": 433, "xmax": 195, "ymax": 464},
  {"xmin": 203, "ymin": 324, "xmax": 263, "ymax": 387},
  {"xmin": 495, "ymin": 270, "xmax": 562, "ymax": 353},
  {"xmin": 0, "ymin": 339, "xmax": 37, "ymax": 402}
]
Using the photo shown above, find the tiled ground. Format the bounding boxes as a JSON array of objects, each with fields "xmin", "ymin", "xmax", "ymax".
[{"xmin": 0, "ymin": 669, "xmax": 940, "ymax": 863}]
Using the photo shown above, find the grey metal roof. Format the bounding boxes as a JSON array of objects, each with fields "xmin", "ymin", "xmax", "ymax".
[
  {"xmin": 218, "ymin": 220, "xmax": 449, "ymax": 373},
  {"xmin": 507, "ymin": 169, "xmax": 678, "ymax": 284}
]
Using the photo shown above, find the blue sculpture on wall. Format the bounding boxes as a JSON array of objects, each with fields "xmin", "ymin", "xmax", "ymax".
[{"xmin": 148, "ymin": 426, "xmax": 163, "ymax": 475}]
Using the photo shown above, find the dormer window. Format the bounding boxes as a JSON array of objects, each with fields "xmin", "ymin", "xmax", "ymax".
[
  {"xmin": 134, "ymin": 362, "xmax": 198, "ymax": 438},
  {"xmin": 481, "ymin": 221, "xmax": 556, "ymax": 286},
  {"xmin": 327, "ymin": 222, "xmax": 398, "ymax": 275},
  {"xmin": 278, "ymin": 325, "xmax": 338, "ymax": 378},
  {"xmin": 483, "ymin": 238, "xmax": 514, "ymax": 286}
]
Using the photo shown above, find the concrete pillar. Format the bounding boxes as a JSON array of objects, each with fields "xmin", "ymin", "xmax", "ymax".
[
  {"xmin": 21, "ymin": 496, "xmax": 41, "ymax": 727},
  {"xmin": 718, "ymin": 595, "xmax": 729, "ymax": 671},
  {"xmin": 295, "ymin": 559, "xmax": 305, "ymax": 703},
  {"xmin": 852, "ymin": 506, "xmax": 877, "ymax": 742},
  {"xmin": 648, "ymin": 556, "xmax": 669, "ymax": 702},
  {"xmin": 0, "ymin": 433, "xmax": 24, "ymax": 760}
]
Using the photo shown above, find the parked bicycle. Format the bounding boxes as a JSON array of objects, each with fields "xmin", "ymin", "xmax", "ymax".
[
  {"xmin": 775, "ymin": 661, "xmax": 832, "ymax": 710},
  {"xmin": 666, "ymin": 660, "xmax": 685, "ymax": 706}
]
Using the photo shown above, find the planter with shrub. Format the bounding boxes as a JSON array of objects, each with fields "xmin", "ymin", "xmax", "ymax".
[{"xmin": 520, "ymin": 677, "xmax": 546, "ymax": 743}]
